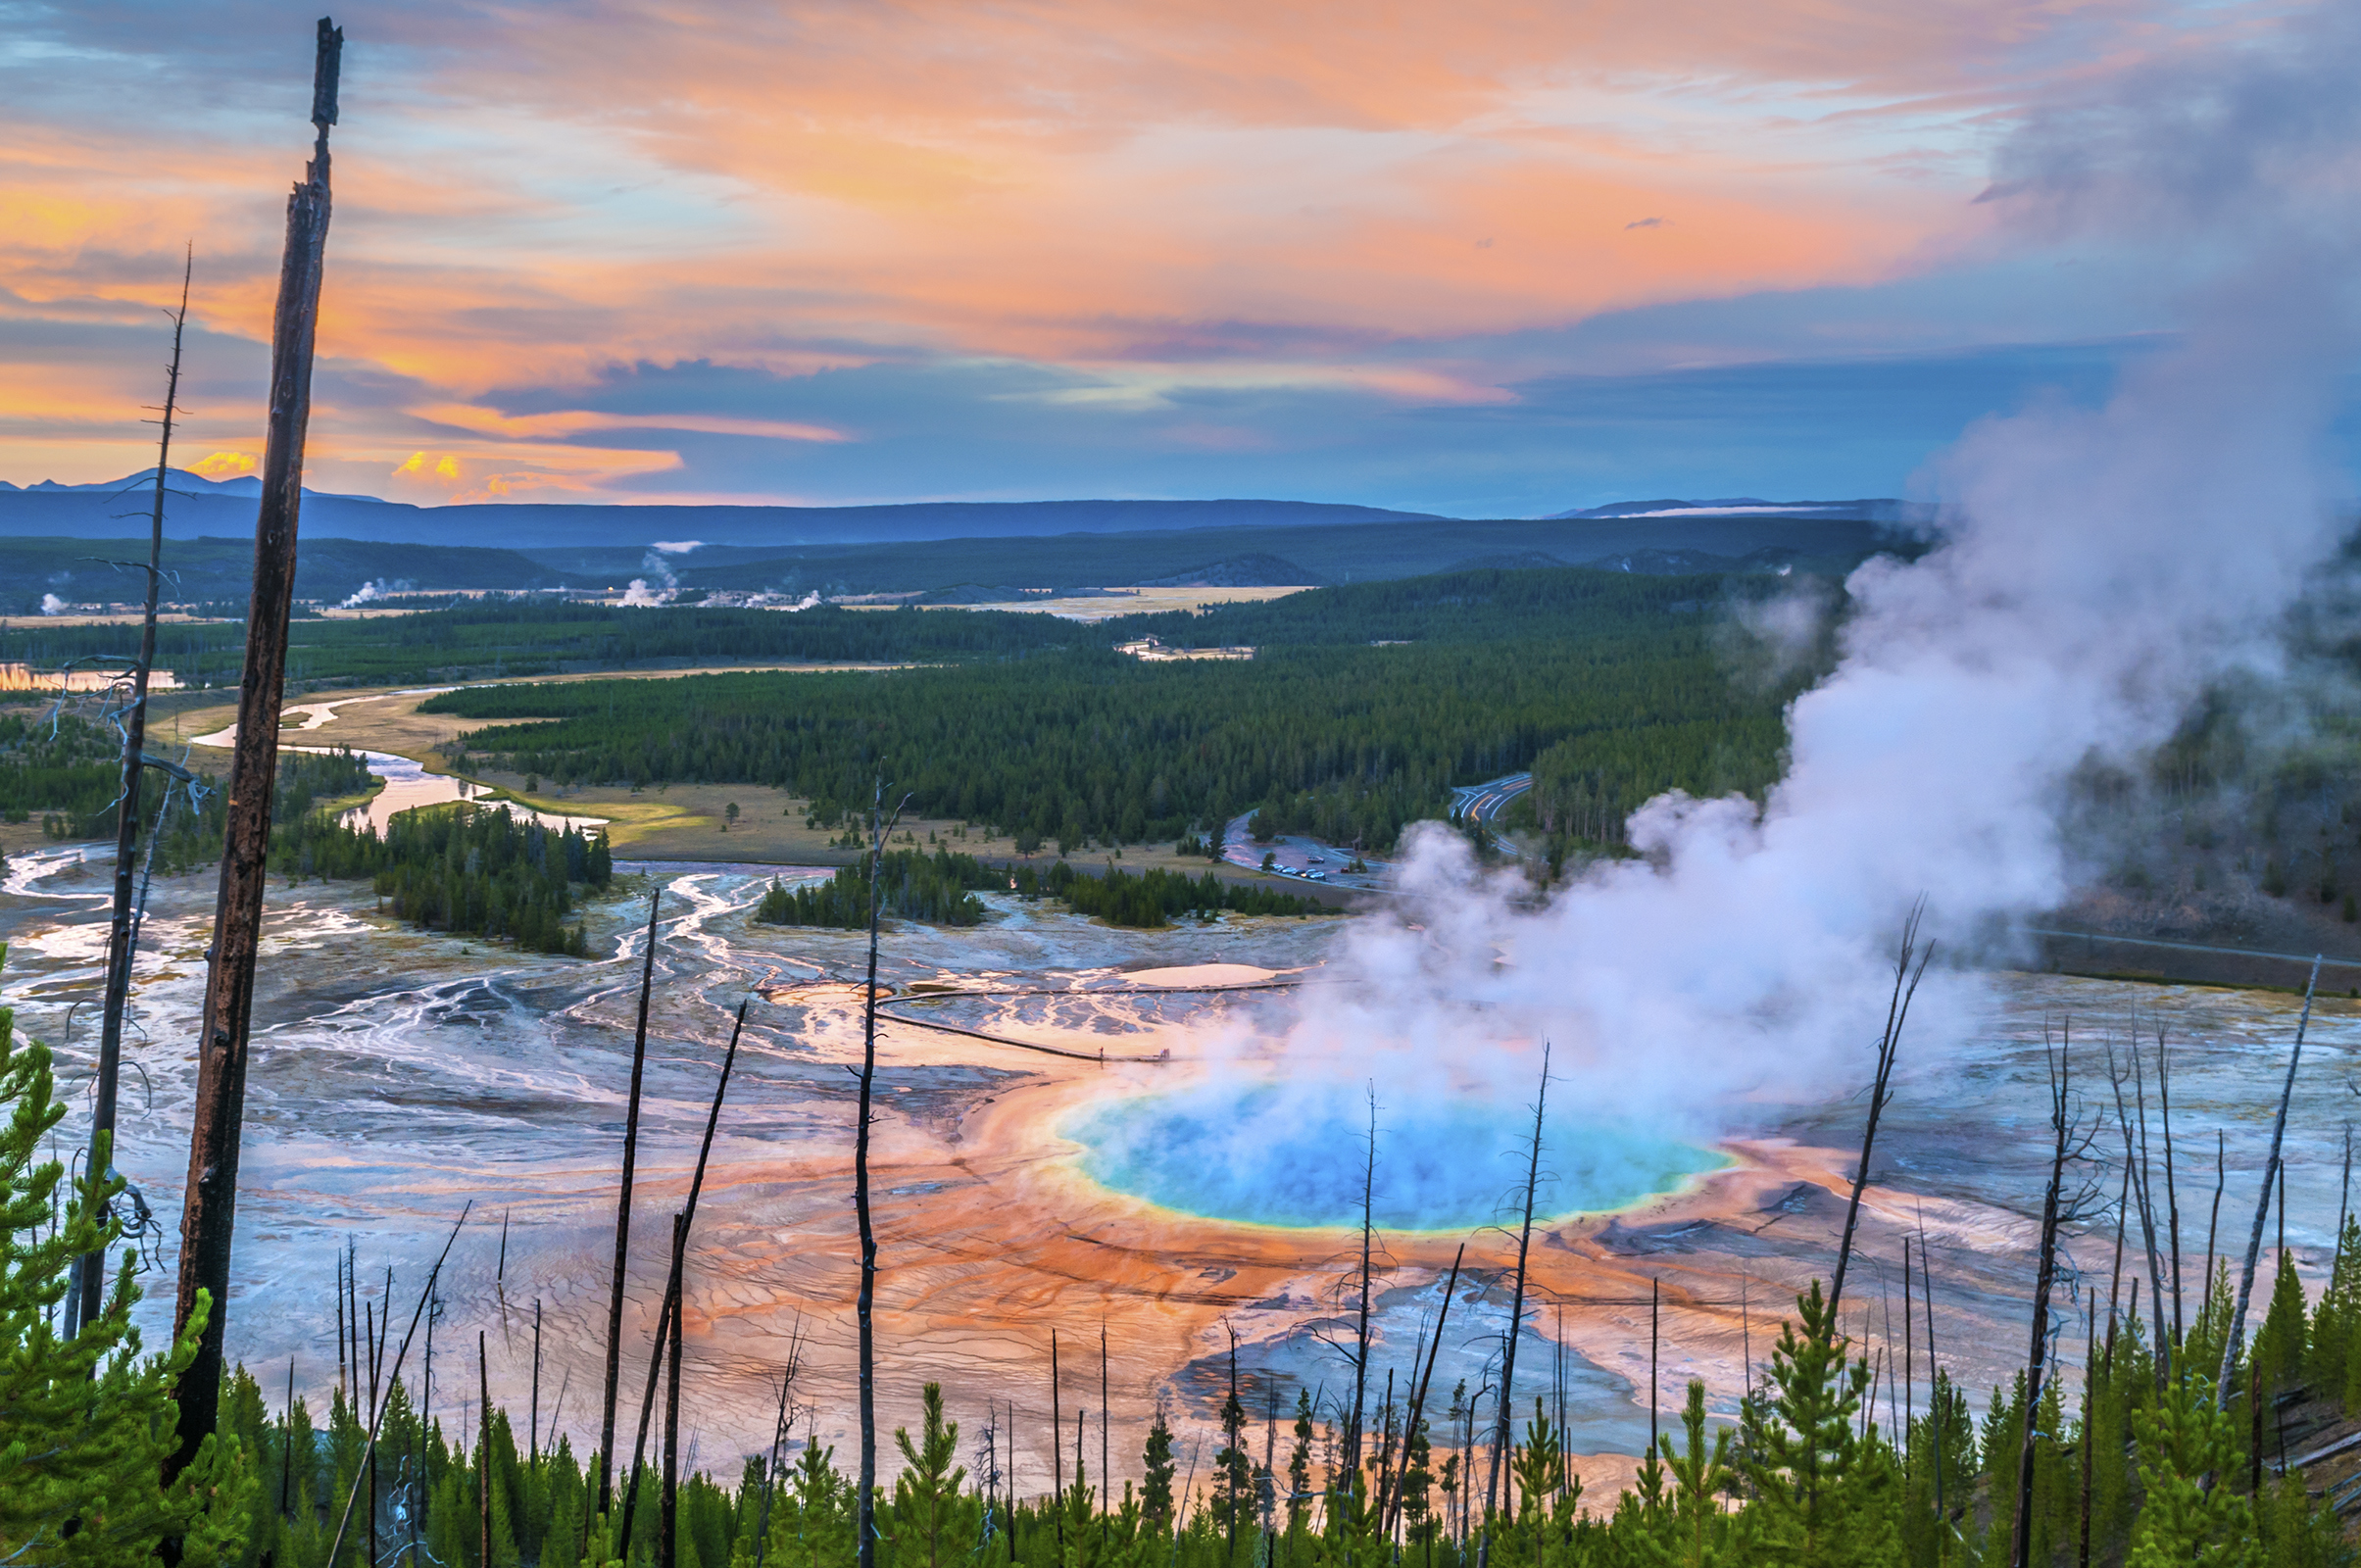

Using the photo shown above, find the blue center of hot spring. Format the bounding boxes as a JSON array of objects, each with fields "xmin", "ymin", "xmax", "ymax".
[{"xmin": 1064, "ymin": 1083, "xmax": 1724, "ymax": 1232}]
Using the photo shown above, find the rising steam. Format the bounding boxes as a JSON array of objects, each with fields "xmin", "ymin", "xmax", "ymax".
[
  {"xmin": 1263, "ymin": 7, "xmax": 2361, "ymax": 1139},
  {"xmin": 621, "ymin": 548, "xmax": 681, "ymax": 606}
]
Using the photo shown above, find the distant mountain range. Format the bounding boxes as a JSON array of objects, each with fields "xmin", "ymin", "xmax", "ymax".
[
  {"xmin": 0, "ymin": 472, "xmax": 1921, "ymax": 609},
  {"xmin": 0, "ymin": 469, "xmax": 1447, "ymax": 547},
  {"xmin": 0, "ymin": 468, "xmax": 1925, "ymax": 546}
]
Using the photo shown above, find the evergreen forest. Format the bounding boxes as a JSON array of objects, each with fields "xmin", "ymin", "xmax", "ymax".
[
  {"xmin": 753, "ymin": 851, "xmax": 1324, "ymax": 930},
  {"xmin": 422, "ymin": 569, "xmax": 1798, "ymax": 858}
]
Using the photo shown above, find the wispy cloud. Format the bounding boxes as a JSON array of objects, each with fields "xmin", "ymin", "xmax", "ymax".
[{"xmin": 0, "ymin": 0, "xmax": 2316, "ymax": 505}]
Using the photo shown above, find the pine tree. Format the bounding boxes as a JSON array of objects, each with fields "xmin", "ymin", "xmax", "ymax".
[
  {"xmin": 1653, "ymin": 1380, "xmax": 1738, "ymax": 1568},
  {"xmin": 0, "ymin": 951, "xmax": 255, "ymax": 1564},
  {"xmin": 2251, "ymin": 1250, "xmax": 2310, "ymax": 1396},
  {"xmin": 2125, "ymin": 1373, "xmax": 2259, "ymax": 1567},
  {"xmin": 1142, "ymin": 1409, "xmax": 1177, "ymax": 1535},
  {"xmin": 888, "ymin": 1383, "xmax": 967, "ymax": 1568},
  {"xmin": 1737, "ymin": 1281, "xmax": 1899, "ymax": 1568},
  {"xmin": 2257, "ymin": 1466, "xmax": 2347, "ymax": 1568},
  {"xmin": 2309, "ymin": 1218, "xmax": 2361, "ymax": 1407},
  {"xmin": 1214, "ymin": 1376, "xmax": 1253, "ymax": 1562},
  {"xmin": 1400, "ymin": 1406, "xmax": 1436, "ymax": 1561},
  {"xmin": 1286, "ymin": 1390, "xmax": 1314, "ymax": 1538}
]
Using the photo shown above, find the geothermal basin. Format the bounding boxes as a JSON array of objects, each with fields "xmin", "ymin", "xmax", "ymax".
[{"xmin": 2, "ymin": 849, "xmax": 2356, "ymax": 1503}]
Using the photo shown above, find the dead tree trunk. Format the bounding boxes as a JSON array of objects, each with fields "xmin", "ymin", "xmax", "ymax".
[
  {"xmin": 71, "ymin": 249, "xmax": 192, "ymax": 1337},
  {"xmin": 1921, "ymin": 1211, "xmax": 1944, "ymax": 1524},
  {"xmin": 856, "ymin": 784, "xmax": 906, "ymax": 1568},
  {"xmin": 1384, "ymin": 1244, "xmax": 1464, "ymax": 1538},
  {"xmin": 1901, "ymin": 1241, "xmax": 1913, "ymax": 1479},
  {"xmin": 2206, "ymin": 1129, "xmax": 2226, "ymax": 1297},
  {"xmin": 2013, "ymin": 1036, "xmax": 2081, "ymax": 1568},
  {"xmin": 2219, "ymin": 956, "xmax": 2322, "ymax": 1410},
  {"xmin": 1478, "ymin": 1044, "xmax": 1549, "ymax": 1568},
  {"xmin": 2157, "ymin": 1029, "xmax": 2183, "ymax": 1346},
  {"xmin": 531, "ymin": 1298, "xmax": 543, "ymax": 1465},
  {"xmin": 1052, "ymin": 1330, "xmax": 1065, "ymax": 1554},
  {"xmin": 2127, "ymin": 1041, "xmax": 2172, "ymax": 1384},
  {"xmin": 324, "ymin": 1204, "xmax": 470, "ymax": 1568},
  {"xmin": 1346, "ymin": 1086, "xmax": 1379, "ymax": 1480},
  {"xmin": 598, "ymin": 888, "xmax": 664, "ymax": 1518},
  {"xmin": 1828, "ymin": 904, "xmax": 1932, "ymax": 1325},
  {"xmin": 663, "ymin": 1213, "xmax": 685, "ymax": 1568},
  {"xmin": 169, "ymin": 19, "xmax": 342, "ymax": 1482},
  {"xmin": 479, "ymin": 1331, "xmax": 493, "ymax": 1568},
  {"xmin": 1101, "ymin": 1323, "xmax": 1110, "ymax": 1544},
  {"xmin": 618, "ymin": 1001, "xmax": 751, "ymax": 1550}
]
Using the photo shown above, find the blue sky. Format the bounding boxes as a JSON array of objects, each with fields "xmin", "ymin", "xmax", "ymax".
[{"xmin": 1, "ymin": 0, "xmax": 2343, "ymax": 514}]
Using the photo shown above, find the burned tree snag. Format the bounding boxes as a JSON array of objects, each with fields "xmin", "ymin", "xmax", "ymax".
[
  {"xmin": 71, "ymin": 249, "xmax": 192, "ymax": 1338},
  {"xmin": 1346, "ymin": 1086, "xmax": 1379, "ymax": 1479},
  {"xmin": 1828, "ymin": 903, "xmax": 1931, "ymax": 1325},
  {"xmin": 619, "ymin": 1001, "xmax": 751, "ymax": 1551},
  {"xmin": 599, "ymin": 887, "xmax": 664, "ymax": 1517},
  {"xmin": 169, "ymin": 17, "xmax": 342, "ymax": 1480},
  {"xmin": 2013, "ymin": 1034, "xmax": 2094, "ymax": 1568},
  {"xmin": 479, "ymin": 1331, "xmax": 493, "ymax": 1568},
  {"xmin": 855, "ymin": 782, "xmax": 909, "ymax": 1568},
  {"xmin": 1479, "ymin": 1044, "xmax": 1549, "ymax": 1568},
  {"xmin": 2219, "ymin": 956, "xmax": 2321, "ymax": 1410}
]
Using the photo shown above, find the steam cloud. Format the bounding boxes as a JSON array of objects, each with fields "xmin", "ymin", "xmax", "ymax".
[
  {"xmin": 1258, "ymin": 6, "xmax": 2361, "ymax": 1139},
  {"xmin": 621, "ymin": 548, "xmax": 680, "ymax": 607},
  {"xmin": 341, "ymin": 577, "xmax": 415, "ymax": 609}
]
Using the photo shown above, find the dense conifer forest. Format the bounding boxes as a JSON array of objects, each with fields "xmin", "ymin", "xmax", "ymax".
[
  {"xmin": 272, "ymin": 804, "xmax": 615, "ymax": 956},
  {"xmin": 754, "ymin": 851, "xmax": 1325, "ymax": 929},
  {"xmin": 423, "ymin": 570, "xmax": 1798, "ymax": 856}
]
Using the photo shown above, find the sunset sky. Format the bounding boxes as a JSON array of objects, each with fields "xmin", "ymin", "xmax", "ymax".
[{"xmin": 0, "ymin": 1, "xmax": 2327, "ymax": 514}]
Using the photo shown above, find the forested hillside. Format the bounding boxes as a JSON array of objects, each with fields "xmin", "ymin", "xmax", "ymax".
[
  {"xmin": 0, "ymin": 600, "xmax": 1085, "ymax": 689},
  {"xmin": 425, "ymin": 569, "xmax": 1809, "ymax": 854}
]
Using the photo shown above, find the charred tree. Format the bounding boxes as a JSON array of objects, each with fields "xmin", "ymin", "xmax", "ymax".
[
  {"xmin": 70, "ymin": 248, "xmax": 192, "ymax": 1337},
  {"xmin": 531, "ymin": 1298, "xmax": 543, "ymax": 1464},
  {"xmin": 1346, "ymin": 1086, "xmax": 1379, "ymax": 1479},
  {"xmin": 618, "ymin": 1001, "xmax": 751, "ymax": 1550},
  {"xmin": 479, "ymin": 1332, "xmax": 493, "ymax": 1568},
  {"xmin": 2206, "ymin": 1128, "xmax": 2226, "ymax": 1295},
  {"xmin": 170, "ymin": 19, "xmax": 343, "ymax": 1479},
  {"xmin": 1478, "ymin": 1045, "xmax": 1549, "ymax": 1568},
  {"xmin": 663, "ymin": 1213, "xmax": 685, "ymax": 1568},
  {"xmin": 1827, "ymin": 903, "xmax": 1932, "ymax": 1325},
  {"xmin": 598, "ymin": 888, "xmax": 664, "ymax": 1517},
  {"xmin": 325, "ymin": 1204, "xmax": 469, "ymax": 1567},
  {"xmin": 2219, "ymin": 956, "xmax": 2322, "ymax": 1410},
  {"xmin": 2125, "ymin": 1039, "xmax": 2172, "ymax": 1388},
  {"xmin": 2157, "ymin": 1028, "xmax": 2184, "ymax": 1345},
  {"xmin": 1052, "ymin": 1330, "xmax": 1065, "ymax": 1555},
  {"xmin": 2012, "ymin": 1032, "xmax": 2098, "ymax": 1568},
  {"xmin": 855, "ymin": 783, "xmax": 909, "ymax": 1568},
  {"xmin": 1385, "ymin": 1244, "xmax": 1463, "ymax": 1537}
]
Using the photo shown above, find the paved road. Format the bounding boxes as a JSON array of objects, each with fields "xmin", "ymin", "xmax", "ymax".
[{"xmin": 1451, "ymin": 771, "xmax": 1533, "ymax": 823}]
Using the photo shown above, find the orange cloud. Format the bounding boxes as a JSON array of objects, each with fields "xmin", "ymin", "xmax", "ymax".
[
  {"xmin": 0, "ymin": 0, "xmax": 2270, "ymax": 496},
  {"xmin": 414, "ymin": 405, "xmax": 852, "ymax": 444},
  {"xmin": 189, "ymin": 450, "xmax": 256, "ymax": 478}
]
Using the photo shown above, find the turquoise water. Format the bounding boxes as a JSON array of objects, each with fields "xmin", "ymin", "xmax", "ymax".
[{"xmin": 1065, "ymin": 1082, "xmax": 1724, "ymax": 1232}]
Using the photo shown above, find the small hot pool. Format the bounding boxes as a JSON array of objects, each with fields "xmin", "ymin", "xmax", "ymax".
[{"xmin": 1064, "ymin": 1081, "xmax": 1725, "ymax": 1232}]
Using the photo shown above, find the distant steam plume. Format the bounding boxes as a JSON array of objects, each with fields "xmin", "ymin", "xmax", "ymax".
[{"xmin": 621, "ymin": 548, "xmax": 680, "ymax": 606}]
